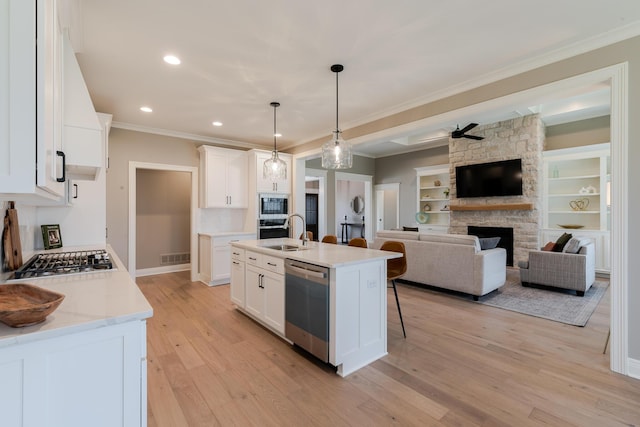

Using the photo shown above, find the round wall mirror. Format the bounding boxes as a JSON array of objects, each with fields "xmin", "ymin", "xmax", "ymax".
[{"xmin": 351, "ymin": 195, "xmax": 364, "ymax": 214}]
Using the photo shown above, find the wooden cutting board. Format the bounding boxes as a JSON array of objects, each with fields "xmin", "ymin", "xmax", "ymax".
[{"xmin": 3, "ymin": 202, "xmax": 23, "ymax": 271}]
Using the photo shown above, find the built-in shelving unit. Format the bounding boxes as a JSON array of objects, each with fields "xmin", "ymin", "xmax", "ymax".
[
  {"xmin": 415, "ymin": 165, "xmax": 450, "ymax": 232},
  {"xmin": 542, "ymin": 142, "xmax": 611, "ymax": 272}
]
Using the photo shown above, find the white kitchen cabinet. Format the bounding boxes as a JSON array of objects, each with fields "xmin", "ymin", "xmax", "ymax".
[
  {"xmin": 0, "ymin": 320, "xmax": 146, "ymax": 427},
  {"xmin": 0, "ymin": 0, "xmax": 65, "ymax": 200},
  {"xmin": 198, "ymin": 146, "xmax": 248, "ymax": 208},
  {"xmin": 253, "ymin": 150, "xmax": 292, "ymax": 194},
  {"xmin": 198, "ymin": 233, "xmax": 254, "ymax": 286},
  {"xmin": 230, "ymin": 248, "xmax": 246, "ymax": 306},
  {"xmin": 243, "ymin": 251, "xmax": 285, "ymax": 335},
  {"xmin": 541, "ymin": 143, "xmax": 610, "ymax": 272},
  {"xmin": 415, "ymin": 165, "xmax": 450, "ymax": 229}
]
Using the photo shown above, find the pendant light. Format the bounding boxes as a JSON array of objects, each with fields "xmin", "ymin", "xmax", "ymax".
[
  {"xmin": 263, "ymin": 101, "xmax": 287, "ymax": 180},
  {"xmin": 322, "ymin": 64, "xmax": 352, "ymax": 169}
]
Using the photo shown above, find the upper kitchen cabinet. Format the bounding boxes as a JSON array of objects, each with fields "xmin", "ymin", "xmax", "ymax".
[
  {"xmin": 0, "ymin": 0, "xmax": 65, "ymax": 200},
  {"xmin": 62, "ymin": 32, "xmax": 102, "ymax": 180},
  {"xmin": 252, "ymin": 150, "xmax": 292, "ymax": 194},
  {"xmin": 0, "ymin": 0, "xmax": 102, "ymax": 203},
  {"xmin": 198, "ymin": 146, "xmax": 248, "ymax": 208}
]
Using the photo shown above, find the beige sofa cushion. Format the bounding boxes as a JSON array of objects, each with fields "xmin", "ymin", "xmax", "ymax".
[
  {"xmin": 375, "ymin": 230, "xmax": 419, "ymax": 241},
  {"xmin": 418, "ymin": 233, "xmax": 481, "ymax": 252}
]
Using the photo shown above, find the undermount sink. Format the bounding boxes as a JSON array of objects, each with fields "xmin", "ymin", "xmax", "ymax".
[{"xmin": 262, "ymin": 244, "xmax": 309, "ymax": 252}]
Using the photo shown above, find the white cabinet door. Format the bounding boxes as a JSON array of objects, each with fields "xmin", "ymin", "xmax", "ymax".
[
  {"xmin": 0, "ymin": 320, "xmax": 146, "ymax": 427},
  {"xmin": 0, "ymin": 0, "xmax": 64, "ymax": 199},
  {"xmin": 200, "ymin": 149, "xmax": 228, "ymax": 207},
  {"xmin": 244, "ymin": 265, "xmax": 263, "ymax": 318},
  {"xmin": 262, "ymin": 269, "xmax": 285, "ymax": 334},
  {"xmin": 254, "ymin": 151, "xmax": 291, "ymax": 194},
  {"xmin": 227, "ymin": 149, "xmax": 248, "ymax": 207},
  {"xmin": 199, "ymin": 146, "xmax": 248, "ymax": 208},
  {"xmin": 212, "ymin": 244, "xmax": 231, "ymax": 284},
  {"xmin": 230, "ymin": 259, "xmax": 245, "ymax": 306},
  {"xmin": 238, "ymin": 252, "xmax": 285, "ymax": 335}
]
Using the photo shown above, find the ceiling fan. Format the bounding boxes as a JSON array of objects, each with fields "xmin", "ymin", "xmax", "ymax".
[{"xmin": 451, "ymin": 123, "xmax": 484, "ymax": 140}]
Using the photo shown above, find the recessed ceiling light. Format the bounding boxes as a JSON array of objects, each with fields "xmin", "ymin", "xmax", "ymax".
[
  {"xmin": 212, "ymin": 121, "xmax": 223, "ymax": 127},
  {"xmin": 140, "ymin": 106, "xmax": 153, "ymax": 113},
  {"xmin": 163, "ymin": 55, "xmax": 181, "ymax": 65}
]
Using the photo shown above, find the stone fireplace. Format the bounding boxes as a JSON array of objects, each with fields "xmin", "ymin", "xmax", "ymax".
[{"xmin": 448, "ymin": 115, "xmax": 544, "ymax": 266}]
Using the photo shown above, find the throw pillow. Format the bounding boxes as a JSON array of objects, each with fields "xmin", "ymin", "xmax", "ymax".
[
  {"xmin": 563, "ymin": 237, "xmax": 590, "ymax": 254},
  {"xmin": 403, "ymin": 226, "xmax": 419, "ymax": 232},
  {"xmin": 541, "ymin": 241, "xmax": 556, "ymax": 251},
  {"xmin": 553, "ymin": 232, "xmax": 573, "ymax": 252},
  {"xmin": 479, "ymin": 237, "xmax": 501, "ymax": 250},
  {"xmin": 562, "ymin": 237, "xmax": 580, "ymax": 254}
]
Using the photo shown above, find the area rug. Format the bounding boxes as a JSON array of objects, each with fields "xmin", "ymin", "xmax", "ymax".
[{"xmin": 477, "ymin": 278, "xmax": 608, "ymax": 326}]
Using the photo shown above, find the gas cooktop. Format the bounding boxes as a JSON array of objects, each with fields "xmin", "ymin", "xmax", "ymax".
[{"xmin": 13, "ymin": 249, "xmax": 114, "ymax": 279}]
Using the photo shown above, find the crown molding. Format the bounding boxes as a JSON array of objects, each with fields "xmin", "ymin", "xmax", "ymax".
[
  {"xmin": 289, "ymin": 22, "xmax": 640, "ymax": 149},
  {"xmin": 111, "ymin": 121, "xmax": 264, "ymax": 150}
]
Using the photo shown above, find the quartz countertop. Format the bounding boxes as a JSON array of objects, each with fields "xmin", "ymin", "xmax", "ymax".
[
  {"xmin": 198, "ymin": 231, "xmax": 256, "ymax": 238},
  {"xmin": 0, "ymin": 245, "xmax": 153, "ymax": 348},
  {"xmin": 231, "ymin": 238, "xmax": 401, "ymax": 269}
]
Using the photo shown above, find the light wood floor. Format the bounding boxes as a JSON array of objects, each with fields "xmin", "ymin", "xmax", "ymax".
[{"xmin": 137, "ymin": 270, "xmax": 640, "ymax": 427}]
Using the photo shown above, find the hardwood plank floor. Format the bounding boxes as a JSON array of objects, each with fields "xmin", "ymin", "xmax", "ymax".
[{"xmin": 137, "ymin": 270, "xmax": 640, "ymax": 426}]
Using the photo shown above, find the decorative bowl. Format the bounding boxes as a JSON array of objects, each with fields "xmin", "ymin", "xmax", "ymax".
[
  {"xmin": 415, "ymin": 212, "xmax": 429, "ymax": 224},
  {"xmin": 558, "ymin": 224, "xmax": 584, "ymax": 229},
  {"xmin": 0, "ymin": 284, "xmax": 65, "ymax": 327}
]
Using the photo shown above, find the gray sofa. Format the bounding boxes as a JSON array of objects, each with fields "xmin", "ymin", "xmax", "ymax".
[
  {"xmin": 371, "ymin": 230, "xmax": 507, "ymax": 300},
  {"xmin": 518, "ymin": 241, "xmax": 596, "ymax": 296}
]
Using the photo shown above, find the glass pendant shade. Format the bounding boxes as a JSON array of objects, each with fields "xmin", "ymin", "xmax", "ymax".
[
  {"xmin": 322, "ymin": 64, "xmax": 352, "ymax": 169},
  {"xmin": 264, "ymin": 150, "xmax": 287, "ymax": 180},
  {"xmin": 263, "ymin": 102, "xmax": 287, "ymax": 180},
  {"xmin": 322, "ymin": 130, "xmax": 353, "ymax": 169}
]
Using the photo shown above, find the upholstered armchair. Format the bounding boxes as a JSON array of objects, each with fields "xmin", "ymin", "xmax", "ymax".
[{"xmin": 518, "ymin": 241, "xmax": 596, "ymax": 296}]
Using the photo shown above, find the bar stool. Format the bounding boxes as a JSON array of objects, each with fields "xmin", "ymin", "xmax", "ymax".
[
  {"xmin": 321, "ymin": 235, "xmax": 338, "ymax": 244},
  {"xmin": 379, "ymin": 240, "xmax": 407, "ymax": 338},
  {"xmin": 299, "ymin": 231, "xmax": 313, "ymax": 241},
  {"xmin": 348, "ymin": 237, "xmax": 367, "ymax": 248}
]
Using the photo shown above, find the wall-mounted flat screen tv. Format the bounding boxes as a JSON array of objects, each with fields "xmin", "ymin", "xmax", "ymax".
[{"xmin": 455, "ymin": 158, "xmax": 523, "ymax": 198}]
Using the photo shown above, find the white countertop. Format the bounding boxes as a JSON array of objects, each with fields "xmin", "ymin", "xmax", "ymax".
[
  {"xmin": 231, "ymin": 238, "xmax": 401, "ymax": 268},
  {"xmin": 198, "ymin": 231, "xmax": 256, "ymax": 238},
  {"xmin": 0, "ymin": 245, "xmax": 153, "ymax": 348}
]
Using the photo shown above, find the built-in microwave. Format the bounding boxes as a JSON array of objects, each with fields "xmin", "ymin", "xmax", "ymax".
[{"xmin": 258, "ymin": 193, "xmax": 289, "ymax": 218}]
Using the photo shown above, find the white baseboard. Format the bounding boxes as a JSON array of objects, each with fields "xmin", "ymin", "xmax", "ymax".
[
  {"xmin": 628, "ymin": 357, "xmax": 640, "ymax": 380},
  {"xmin": 136, "ymin": 263, "xmax": 190, "ymax": 277}
]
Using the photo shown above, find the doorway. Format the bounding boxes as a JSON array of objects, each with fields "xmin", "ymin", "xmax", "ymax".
[
  {"xmin": 374, "ymin": 183, "xmax": 400, "ymax": 232},
  {"xmin": 128, "ymin": 162, "xmax": 198, "ymax": 281}
]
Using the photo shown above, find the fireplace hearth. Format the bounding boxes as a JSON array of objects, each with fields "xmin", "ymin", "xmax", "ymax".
[{"xmin": 468, "ymin": 226, "xmax": 514, "ymax": 266}]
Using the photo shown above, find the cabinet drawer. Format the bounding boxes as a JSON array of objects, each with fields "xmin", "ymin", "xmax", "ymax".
[
  {"xmin": 231, "ymin": 247, "xmax": 245, "ymax": 262},
  {"xmin": 246, "ymin": 251, "xmax": 260, "ymax": 266},
  {"xmin": 261, "ymin": 254, "xmax": 284, "ymax": 275}
]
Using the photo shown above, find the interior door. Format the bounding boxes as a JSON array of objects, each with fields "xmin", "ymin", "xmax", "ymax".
[
  {"xmin": 376, "ymin": 190, "xmax": 385, "ymax": 232},
  {"xmin": 305, "ymin": 193, "xmax": 318, "ymax": 241}
]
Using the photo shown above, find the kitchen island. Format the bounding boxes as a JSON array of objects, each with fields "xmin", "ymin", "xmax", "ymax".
[
  {"xmin": 0, "ymin": 246, "xmax": 152, "ymax": 427},
  {"xmin": 230, "ymin": 238, "xmax": 401, "ymax": 377}
]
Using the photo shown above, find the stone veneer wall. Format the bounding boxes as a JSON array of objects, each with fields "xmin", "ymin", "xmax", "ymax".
[{"xmin": 448, "ymin": 115, "xmax": 544, "ymax": 265}]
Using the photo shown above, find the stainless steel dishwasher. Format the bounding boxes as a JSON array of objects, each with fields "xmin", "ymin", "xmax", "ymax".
[{"xmin": 284, "ymin": 259, "xmax": 330, "ymax": 362}]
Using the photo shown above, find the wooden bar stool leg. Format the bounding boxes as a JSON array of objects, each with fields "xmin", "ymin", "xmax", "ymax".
[
  {"xmin": 392, "ymin": 279, "xmax": 406, "ymax": 338},
  {"xmin": 603, "ymin": 328, "xmax": 610, "ymax": 354}
]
